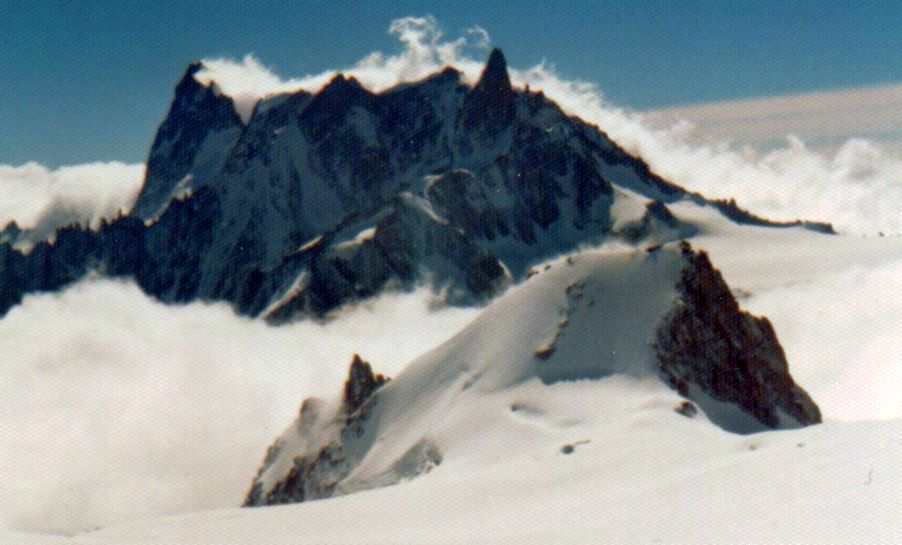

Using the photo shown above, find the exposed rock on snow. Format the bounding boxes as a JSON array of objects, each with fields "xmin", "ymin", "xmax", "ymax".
[
  {"xmin": 343, "ymin": 354, "xmax": 389, "ymax": 414},
  {"xmin": 244, "ymin": 355, "xmax": 399, "ymax": 507},
  {"xmin": 674, "ymin": 400, "xmax": 699, "ymax": 418},
  {"xmin": 655, "ymin": 242, "xmax": 821, "ymax": 432}
]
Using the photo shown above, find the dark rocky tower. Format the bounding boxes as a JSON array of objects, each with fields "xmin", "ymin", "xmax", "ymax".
[
  {"xmin": 131, "ymin": 62, "xmax": 243, "ymax": 219},
  {"xmin": 461, "ymin": 48, "xmax": 517, "ymax": 135}
]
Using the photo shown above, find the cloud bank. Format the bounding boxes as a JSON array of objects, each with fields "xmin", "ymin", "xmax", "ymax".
[
  {"xmin": 196, "ymin": 16, "xmax": 902, "ymax": 235},
  {"xmin": 0, "ymin": 278, "xmax": 478, "ymax": 535},
  {"xmin": 646, "ymin": 83, "xmax": 902, "ymax": 152},
  {"xmin": 0, "ymin": 161, "xmax": 145, "ymax": 240}
]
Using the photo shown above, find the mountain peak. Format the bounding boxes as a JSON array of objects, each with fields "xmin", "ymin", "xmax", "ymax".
[
  {"xmin": 186, "ymin": 60, "xmax": 204, "ymax": 75},
  {"xmin": 462, "ymin": 48, "xmax": 516, "ymax": 132},
  {"xmin": 322, "ymin": 73, "xmax": 364, "ymax": 92},
  {"xmin": 309, "ymin": 72, "xmax": 372, "ymax": 105},
  {"xmin": 475, "ymin": 48, "xmax": 512, "ymax": 94},
  {"xmin": 173, "ymin": 61, "xmax": 206, "ymax": 96},
  {"xmin": 129, "ymin": 61, "xmax": 243, "ymax": 219}
]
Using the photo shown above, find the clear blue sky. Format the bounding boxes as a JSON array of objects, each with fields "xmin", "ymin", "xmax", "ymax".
[{"xmin": 1, "ymin": 0, "xmax": 899, "ymax": 167}]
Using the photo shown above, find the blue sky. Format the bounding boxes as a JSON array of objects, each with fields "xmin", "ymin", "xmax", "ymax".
[{"xmin": 1, "ymin": 0, "xmax": 900, "ymax": 167}]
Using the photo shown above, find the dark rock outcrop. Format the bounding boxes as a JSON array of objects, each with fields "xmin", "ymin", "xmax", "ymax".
[
  {"xmin": 655, "ymin": 242, "xmax": 821, "ymax": 433},
  {"xmin": 244, "ymin": 355, "xmax": 393, "ymax": 507},
  {"xmin": 0, "ymin": 221, "xmax": 20, "ymax": 245},
  {"xmin": 343, "ymin": 355, "xmax": 389, "ymax": 414},
  {"xmin": 131, "ymin": 63, "xmax": 243, "ymax": 219},
  {"xmin": 461, "ymin": 48, "xmax": 517, "ymax": 134},
  {"xmin": 701, "ymin": 197, "xmax": 836, "ymax": 234}
]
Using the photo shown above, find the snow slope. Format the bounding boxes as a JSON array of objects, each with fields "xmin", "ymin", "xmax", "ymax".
[
  {"xmin": 4, "ymin": 208, "xmax": 902, "ymax": 543},
  {"xmin": 8, "ymin": 410, "xmax": 901, "ymax": 544},
  {"xmin": 84, "ymin": 417, "xmax": 902, "ymax": 545}
]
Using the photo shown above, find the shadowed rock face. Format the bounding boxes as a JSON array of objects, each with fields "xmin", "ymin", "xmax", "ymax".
[
  {"xmin": 132, "ymin": 63, "xmax": 243, "ymax": 219},
  {"xmin": 0, "ymin": 49, "xmax": 831, "ymax": 323},
  {"xmin": 461, "ymin": 48, "xmax": 517, "ymax": 135},
  {"xmin": 655, "ymin": 242, "xmax": 822, "ymax": 433},
  {"xmin": 344, "ymin": 355, "xmax": 389, "ymax": 414}
]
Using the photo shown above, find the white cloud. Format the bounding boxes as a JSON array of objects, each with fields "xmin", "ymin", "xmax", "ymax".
[
  {"xmin": 645, "ymin": 84, "xmax": 902, "ymax": 150},
  {"xmin": 0, "ymin": 278, "xmax": 478, "ymax": 535},
  {"xmin": 0, "ymin": 161, "xmax": 145, "ymax": 239},
  {"xmin": 194, "ymin": 16, "xmax": 491, "ymax": 123},
  {"xmin": 746, "ymin": 257, "xmax": 902, "ymax": 421}
]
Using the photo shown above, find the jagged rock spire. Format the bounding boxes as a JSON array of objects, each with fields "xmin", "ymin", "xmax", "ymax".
[
  {"xmin": 299, "ymin": 73, "xmax": 374, "ymax": 138},
  {"xmin": 655, "ymin": 242, "xmax": 822, "ymax": 433},
  {"xmin": 343, "ymin": 354, "xmax": 389, "ymax": 414},
  {"xmin": 180, "ymin": 61, "xmax": 204, "ymax": 82},
  {"xmin": 130, "ymin": 61, "xmax": 243, "ymax": 220},
  {"xmin": 170, "ymin": 61, "xmax": 215, "ymax": 110},
  {"xmin": 462, "ymin": 48, "xmax": 517, "ymax": 133},
  {"xmin": 476, "ymin": 48, "xmax": 513, "ymax": 94}
]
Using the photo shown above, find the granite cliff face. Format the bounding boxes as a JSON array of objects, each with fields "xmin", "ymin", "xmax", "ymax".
[
  {"xmin": 655, "ymin": 242, "xmax": 821, "ymax": 432},
  {"xmin": 131, "ymin": 63, "xmax": 244, "ymax": 220}
]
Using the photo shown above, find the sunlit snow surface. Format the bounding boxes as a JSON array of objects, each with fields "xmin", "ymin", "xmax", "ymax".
[{"xmin": 2, "ymin": 201, "xmax": 901, "ymax": 543}]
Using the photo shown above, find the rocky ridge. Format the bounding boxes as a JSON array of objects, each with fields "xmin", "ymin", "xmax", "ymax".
[{"xmin": 0, "ymin": 49, "xmax": 832, "ymax": 321}]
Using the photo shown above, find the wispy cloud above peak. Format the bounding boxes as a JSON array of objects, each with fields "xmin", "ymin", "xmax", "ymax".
[{"xmin": 194, "ymin": 16, "xmax": 491, "ymax": 122}]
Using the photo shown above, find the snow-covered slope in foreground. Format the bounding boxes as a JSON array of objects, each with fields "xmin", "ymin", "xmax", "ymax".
[
  {"xmin": 86, "ymin": 419, "xmax": 901, "ymax": 545},
  {"xmin": 243, "ymin": 242, "xmax": 823, "ymax": 508},
  {"xmin": 11, "ymin": 417, "xmax": 902, "ymax": 544},
  {"xmin": 4, "ymin": 225, "xmax": 902, "ymax": 544}
]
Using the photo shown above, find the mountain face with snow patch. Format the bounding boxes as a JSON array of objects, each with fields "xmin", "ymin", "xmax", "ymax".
[
  {"xmin": 0, "ymin": 49, "xmax": 831, "ymax": 321},
  {"xmin": 244, "ymin": 242, "xmax": 820, "ymax": 507},
  {"xmin": 130, "ymin": 63, "xmax": 244, "ymax": 220}
]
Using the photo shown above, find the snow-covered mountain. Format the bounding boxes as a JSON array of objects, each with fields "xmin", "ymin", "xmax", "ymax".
[
  {"xmin": 0, "ymin": 49, "xmax": 832, "ymax": 322},
  {"xmin": 244, "ymin": 240, "xmax": 820, "ymax": 507}
]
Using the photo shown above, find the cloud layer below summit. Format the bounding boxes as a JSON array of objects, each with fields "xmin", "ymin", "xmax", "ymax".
[
  {"xmin": 0, "ymin": 278, "xmax": 479, "ymax": 534},
  {"xmin": 0, "ymin": 161, "xmax": 144, "ymax": 237}
]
